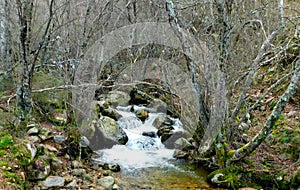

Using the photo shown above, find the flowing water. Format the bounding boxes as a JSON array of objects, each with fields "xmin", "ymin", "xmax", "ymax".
[{"xmin": 93, "ymin": 105, "xmax": 221, "ymax": 189}]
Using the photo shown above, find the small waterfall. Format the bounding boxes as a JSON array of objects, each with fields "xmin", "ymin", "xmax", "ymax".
[{"xmin": 94, "ymin": 105, "xmax": 183, "ymax": 171}]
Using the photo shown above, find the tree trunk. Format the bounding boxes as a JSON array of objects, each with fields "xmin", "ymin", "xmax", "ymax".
[
  {"xmin": 230, "ymin": 58, "xmax": 300, "ymax": 162},
  {"xmin": 0, "ymin": 0, "xmax": 12, "ymax": 78}
]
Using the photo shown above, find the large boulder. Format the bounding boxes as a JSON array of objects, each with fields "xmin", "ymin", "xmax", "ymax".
[
  {"xmin": 103, "ymin": 90, "xmax": 130, "ymax": 107},
  {"xmin": 88, "ymin": 116, "xmax": 128, "ymax": 150}
]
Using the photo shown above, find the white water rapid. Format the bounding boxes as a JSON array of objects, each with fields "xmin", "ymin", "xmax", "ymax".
[{"xmin": 93, "ymin": 105, "xmax": 184, "ymax": 171}]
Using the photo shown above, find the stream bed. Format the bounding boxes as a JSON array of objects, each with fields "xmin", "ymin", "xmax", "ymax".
[{"xmin": 93, "ymin": 105, "xmax": 224, "ymax": 189}]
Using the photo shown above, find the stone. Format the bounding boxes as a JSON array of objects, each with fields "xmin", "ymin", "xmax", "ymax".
[
  {"xmin": 27, "ymin": 126, "xmax": 39, "ymax": 135},
  {"xmin": 26, "ymin": 142, "xmax": 37, "ymax": 159},
  {"xmin": 103, "ymin": 170, "xmax": 113, "ymax": 176},
  {"xmin": 95, "ymin": 116, "xmax": 128, "ymax": 145},
  {"xmin": 103, "ymin": 90, "xmax": 130, "ymax": 107},
  {"xmin": 41, "ymin": 176, "xmax": 65, "ymax": 188},
  {"xmin": 97, "ymin": 176, "xmax": 115, "ymax": 190},
  {"xmin": 38, "ymin": 129, "xmax": 52, "ymax": 141},
  {"xmin": 51, "ymin": 157, "xmax": 63, "ymax": 171},
  {"xmin": 157, "ymin": 125, "xmax": 174, "ymax": 137},
  {"xmin": 148, "ymin": 99, "xmax": 167, "ymax": 113},
  {"xmin": 136, "ymin": 109, "xmax": 149, "ymax": 122},
  {"xmin": 66, "ymin": 179, "xmax": 77, "ymax": 189},
  {"xmin": 53, "ymin": 135, "xmax": 67, "ymax": 144},
  {"xmin": 73, "ymin": 168, "xmax": 86, "ymax": 177},
  {"xmin": 142, "ymin": 131, "xmax": 156, "ymax": 138},
  {"xmin": 103, "ymin": 163, "xmax": 121, "ymax": 172},
  {"xmin": 173, "ymin": 149, "xmax": 188, "ymax": 159},
  {"xmin": 45, "ymin": 144, "xmax": 58, "ymax": 152},
  {"xmin": 26, "ymin": 135, "xmax": 41, "ymax": 143},
  {"xmin": 27, "ymin": 156, "xmax": 51, "ymax": 180},
  {"xmin": 64, "ymin": 175, "xmax": 73, "ymax": 183},
  {"xmin": 112, "ymin": 184, "xmax": 121, "ymax": 190},
  {"xmin": 101, "ymin": 107, "xmax": 122, "ymax": 121},
  {"xmin": 79, "ymin": 136, "xmax": 90, "ymax": 147},
  {"xmin": 72, "ymin": 160, "xmax": 83, "ymax": 169},
  {"xmin": 174, "ymin": 137, "xmax": 193, "ymax": 150},
  {"xmin": 163, "ymin": 131, "xmax": 186, "ymax": 149}
]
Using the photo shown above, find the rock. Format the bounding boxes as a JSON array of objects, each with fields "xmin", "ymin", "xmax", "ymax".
[
  {"xmin": 103, "ymin": 163, "xmax": 121, "ymax": 172},
  {"xmin": 73, "ymin": 168, "xmax": 86, "ymax": 177},
  {"xmin": 51, "ymin": 109, "xmax": 68, "ymax": 125},
  {"xmin": 53, "ymin": 135, "xmax": 67, "ymax": 144},
  {"xmin": 157, "ymin": 125, "xmax": 174, "ymax": 137},
  {"xmin": 163, "ymin": 131, "xmax": 186, "ymax": 149},
  {"xmin": 51, "ymin": 157, "xmax": 63, "ymax": 171},
  {"xmin": 26, "ymin": 142, "xmax": 37, "ymax": 159},
  {"xmin": 153, "ymin": 116, "xmax": 174, "ymax": 129},
  {"xmin": 41, "ymin": 176, "xmax": 65, "ymax": 188},
  {"xmin": 142, "ymin": 131, "xmax": 156, "ymax": 138},
  {"xmin": 72, "ymin": 160, "xmax": 83, "ymax": 169},
  {"xmin": 161, "ymin": 132, "xmax": 173, "ymax": 143},
  {"xmin": 45, "ymin": 144, "xmax": 58, "ymax": 152},
  {"xmin": 79, "ymin": 136, "xmax": 90, "ymax": 148},
  {"xmin": 136, "ymin": 109, "xmax": 149, "ymax": 122},
  {"xmin": 102, "ymin": 107, "xmax": 122, "ymax": 120},
  {"xmin": 64, "ymin": 175, "xmax": 73, "ymax": 183},
  {"xmin": 104, "ymin": 90, "xmax": 130, "ymax": 107},
  {"xmin": 27, "ymin": 156, "xmax": 51, "ymax": 180},
  {"xmin": 97, "ymin": 176, "xmax": 115, "ymax": 190},
  {"xmin": 103, "ymin": 170, "xmax": 113, "ymax": 176},
  {"xmin": 148, "ymin": 99, "xmax": 167, "ymax": 113},
  {"xmin": 173, "ymin": 149, "xmax": 188, "ymax": 159},
  {"xmin": 27, "ymin": 126, "xmax": 39, "ymax": 135},
  {"xmin": 26, "ymin": 135, "xmax": 41, "ymax": 143},
  {"xmin": 174, "ymin": 137, "xmax": 193, "ymax": 150},
  {"xmin": 38, "ymin": 128, "xmax": 52, "ymax": 141},
  {"xmin": 112, "ymin": 184, "xmax": 121, "ymax": 190},
  {"xmin": 95, "ymin": 116, "xmax": 128, "ymax": 145},
  {"xmin": 66, "ymin": 179, "xmax": 77, "ymax": 189}
]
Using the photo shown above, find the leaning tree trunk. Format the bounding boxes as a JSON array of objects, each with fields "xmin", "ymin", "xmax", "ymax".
[{"xmin": 229, "ymin": 58, "xmax": 300, "ymax": 162}]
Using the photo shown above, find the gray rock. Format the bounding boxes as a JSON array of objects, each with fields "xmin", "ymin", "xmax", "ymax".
[
  {"xmin": 79, "ymin": 136, "xmax": 90, "ymax": 148},
  {"xmin": 66, "ymin": 179, "xmax": 77, "ymax": 189},
  {"xmin": 72, "ymin": 168, "xmax": 86, "ymax": 177},
  {"xmin": 26, "ymin": 135, "xmax": 41, "ymax": 143},
  {"xmin": 45, "ymin": 144, "xmax": 58, "ymax": 152},
  {"xmin": 72, "ymin": 160, "xmax": 83, "ymax": 169},
  {"xmin": 38, "ymin": 129, "xmax": 52, "ymax": 141},
  {"xmin": 104, "ymin": 90, "xmax": 130, "ymax": 107},
  {"xmin": 148, "ymin": 99, "xmax": 167, "ymax": 113},
  {"xmin": 27, "ymin": 126, "xmax": 39, "ymax": 135},
  {"xmin": 174, "ymin": 137, "xmax": 193, "ymax": 150},
  {"xmin": 101, "ymin": 106, "xmax": 122, "ymax": 120},
  {"xmin": 112, "ymin": 184, "xmax": 121, "ymax": 190},
  {"xmin": 51, "ymin": 157, "xmax": 63, "ymax": 171},
  {"xmin": 95, "ymin": 116, "xmax": 128, "ymax": 145},
  {"xmin": 41, "ymin": 176, "xmax": 65, "ymax": 188},
  {"xmin": 97, "ymin": 176, "xmax": 115, "ymax": 190},
  {"xmin": 26, "ymin": 142, "xmax": 37, "ymax": 159},
  {"xmin": 53, "ymin": 135, "xmax": 67, "ymax": 144}
]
